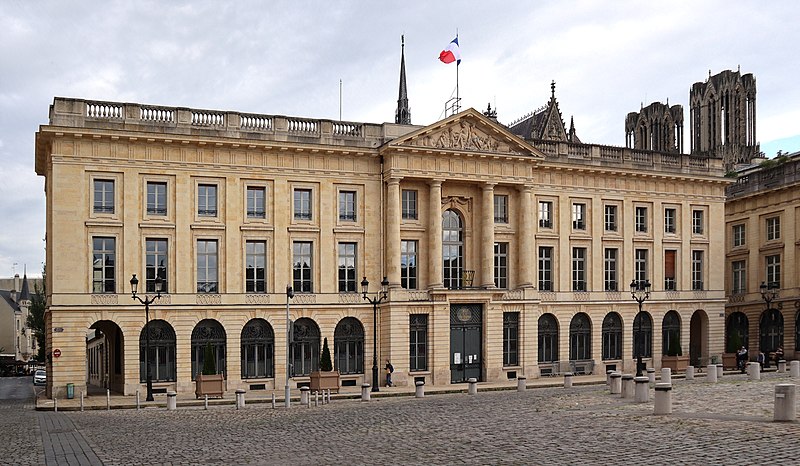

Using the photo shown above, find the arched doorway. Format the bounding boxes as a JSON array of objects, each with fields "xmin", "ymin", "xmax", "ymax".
[
  {"xmin": 662, "ymin": 311, "xmax": 681, "ymax": 356},
  {"xmin": 191, "ymin": 319, "xmax": 227, "ymax": 379},
  {"xmin": 601, "ymin": 312, "xmax": 622, "ymax": 361},
  {"xmin": 726, "ymin": 312, "xmax": 749, "ymax": 352},
  {"xmin": 632, "ymin": 312, "xmax": 652, "ymax": 359},
  {"xmin": 87, "ymin": 320, "xmax": 124, "ymax": 394},
  {"xmin": 538, "ymin": 314, "xmax": 559, "ymax": 363},
  {"xmin": 334, "ymin": 317, "xmax": 364, "ymax": 375},
  {"xmin": 760, "ymin": 309, "xmax": 784, "ymax": 355},
  {"xmin": 139, "ymin": 319, "xmax": 176, "ymax": 383},
  {"xmin": 569, "ymin": 313, "xmax": 591, "ymax": 360},
  {"xmin": 442, "ymin": 209, "xmax": 464, "ymax": 289},
  {"xmin": 689, "ymin": 310, "xmax": 709, "ymax": 367}
]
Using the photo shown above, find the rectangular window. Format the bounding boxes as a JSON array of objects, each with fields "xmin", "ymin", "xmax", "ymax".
[
  {"xmin": 503, "ymin": 312, "xmax": 519, "ymax": 366},
  {"xmin": 538, "ymin": 246, "xmax": 553, "ymax": 291},
  {"xmin": 494, "ymin": 242, "xmax": 508, "ymax": 289},
  {"xmin": 245, "ymin": 241, "xmax": 266, "ymax": 293},
  {"xmin": 494, "ymin": 195, "xmax": 508, "ymax": 223},
  {"xmin": 198, "ymin": 184, "xmax": 218, "ymax": 217},
  {"xmin": 635, "ymin": 206, "xmax": 648, "ymax": 233},
  {"xmin": 402, "ymin": 190, "xmax": 418, "ymax": 220},
  {"xmin": 196, "ymin": 240, "xmax": 218, "ymax": 293},
  {"xmin": 692, "ymin": 250, "xmax": 704, "ymax": 290},
  {"xmin": 572, "ymin": 203, "xmax": 586, "ymax": 230},
  {"xmin": 572, "ymin": 247, "xmax": 587, "ymax": 291},
  {"xmin": 732, "ymin": 224, "xmax": 746, "ymax": 247},
  {"xmin": 604, "ymin": 205, "xmax": 617, "ymax": 232},
  {"xmin": 339, "ymin": 191, "xmax": 356, "ymax": 222},
  {"xmin": 766, "ymin": 217, "xmax": 781, "ymax": 241},
  {"xmin": 145, "ymin": 239, "xmax": 168, "ymax": 293},
  {"xmin": 337, "ymin": 242, "xmax": 357, "ymax": 292},
  {"xmin": 93, "ymin": 179, "xmax": 115, "ymax": 214},
  {"xmin": 732, "ymin": 260, "xmax": 746, "ymax": 294},
  {"xmin": 293, "ymin": 241, "xmax": 313, "ymax": 292},
  {"xmin": 409, "ymin": 314, "xmax": 428, "ymax": 372},
  {"xmin": 692, "ymin": 210, "xmax": 705, "ymax": 235},
  {"xmin": 246, "ymin": 187, "xmax": 266, "ymax": 219},
  {"xmin": 635, "ymin": 249, "xmax": 648, "ymax": 283},
  {"xmin": 604, "ymin": 248, "xmax": 617, "ymax": 291},
  {"xmin": 766, "ymin": 254, "xmax": 781, "ymax": 288},
  {"xmin": 401, "ymin": 240, "xmax": 418, "ymax": 289},
  {"xmin": 664, "ymin": 250, "xmax": 676, "ymax": 291},
  {"xmin": 538, "ymin": 201, "xmax": 552, "ymax": 228},
  {"xmin": 664, "ymin": 208, "xmax": 676, "ymax": 234},
  {"xmin": 294, "ymin": 189, "xmax": 312, "ymax": 220},
  {"xmin": 146, "ymin": 182, "xmax": 167, "ymax": 216},
  {"xmin": 92, "ymin": 237, "xmax": 116, "ymax": 293}
]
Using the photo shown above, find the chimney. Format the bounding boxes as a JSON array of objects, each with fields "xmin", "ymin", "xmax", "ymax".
[{"xmin": 11, "ymin": 274, "xmax": 20, "ymax": 303}]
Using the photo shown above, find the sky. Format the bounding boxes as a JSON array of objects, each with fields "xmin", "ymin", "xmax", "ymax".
[{"xmin": 2, "ymin": 0, "xmax": 800, "ymax": 279}]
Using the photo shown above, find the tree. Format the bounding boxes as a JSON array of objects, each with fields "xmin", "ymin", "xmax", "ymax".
[
  {"xmin": 201, "ymin": 343, "xmax": 217, "ymax": 375},
  {"xmin": 319, "ymin": 337, "xmax": 333, "ymax": 371},
  {"xmin": 27, "ymin": 268, "xmax": 47, "ymax": 362}
]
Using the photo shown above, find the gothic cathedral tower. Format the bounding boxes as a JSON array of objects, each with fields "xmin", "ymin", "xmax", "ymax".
[{"xmin": 395, "ymin": 35, "xmax": 411, "ymax": 125}]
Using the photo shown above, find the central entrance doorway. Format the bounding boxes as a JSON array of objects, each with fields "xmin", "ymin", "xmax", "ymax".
[{"xmin": 450, "ymin": 304, "xmax": 482, "ymax": 383}]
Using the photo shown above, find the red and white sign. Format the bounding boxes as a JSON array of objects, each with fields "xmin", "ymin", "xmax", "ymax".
[{"xmin": 53, "ymin": 349, "xmax": 61, "ymax": 358}]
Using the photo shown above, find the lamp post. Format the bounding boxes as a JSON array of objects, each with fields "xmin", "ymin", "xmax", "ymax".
[
  {"xmin": 630, "ymin": 278, "xmax": 651, "ymax": 377},
  {"xmin": 759, "ymin": 281, "xmax": 779, "ymax": 309},
  {"xmin": 361, "ymin": 276, "xmax": 389, "ymax": 392},
  {"xmin": 130, "ymin": 274, "xmax": 162, "ymax": 402},
  {"xmin": 285, "ymin": 285, "xmax": 294, "ymax": 408}
]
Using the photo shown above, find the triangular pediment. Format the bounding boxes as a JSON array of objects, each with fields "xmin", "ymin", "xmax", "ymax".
[
  {"xmin": 539, "ymin": 100, "xmax": 568, "ymax": 142},
  {"xmin": 385, "ymin": 108, "xmax": 544, "ymax": 158}
]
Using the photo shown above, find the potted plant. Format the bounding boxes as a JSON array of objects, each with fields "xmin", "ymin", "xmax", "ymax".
[
  {"xmin": 309, "ymin": 337, "xmax": 340, "ymax": 393},
  {"xmin": 722, "ymin": 331, "xmax": 742, "ymax": 370},
  {"xmin": 195, "ymin": 343, "xmax": 225, "ymax": 399},
  {"xmin": 661, "ymin": 337, "xmax": 689, "ymax": 372}
]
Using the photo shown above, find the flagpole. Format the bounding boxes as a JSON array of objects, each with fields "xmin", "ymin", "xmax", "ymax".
[{"xmin": 456, "ymin": 33, "xmax": 460, "ymax": 113}]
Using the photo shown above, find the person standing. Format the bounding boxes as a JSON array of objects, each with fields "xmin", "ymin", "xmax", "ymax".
[
  {"xmin": 384, "ymin": 359, "xmax": 394, "ymax": 387},
  {"xmin": 775, "ymin": 347, "xmax": 785, "ymax": 367}
]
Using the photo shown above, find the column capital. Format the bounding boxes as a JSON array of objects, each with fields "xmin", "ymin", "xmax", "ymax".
[
  {"xmin": 387, "ymin": 177, "xmax": 402, "ymax": 186},
  {"xmin": 517, "ymin": 184, "xmax": 534, "ymax": 193},
  {"xmin": 482, "ymin": 182, "xmax": 497, "ymax": 190},
  {"xmin": 428, "ymin": 178, "xmax": 444, "ymax": 188}
]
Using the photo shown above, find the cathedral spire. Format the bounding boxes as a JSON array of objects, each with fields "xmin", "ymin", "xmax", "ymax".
[{"xmin": 395, "ymin": 35, "xmax": 411, "ymax": 124}]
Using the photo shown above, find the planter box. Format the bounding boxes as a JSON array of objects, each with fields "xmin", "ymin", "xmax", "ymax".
[
  {"xmin": 722, "ymin": 353, "xmax": 738, "ymax": 370},
  {"xmin": 309, "ymin": 371, "xmax": 340, "ymax": 393},
  {"xmin": 661, "ymin": 355, "xmax": 689, "ymax": 372},
  {"xmin": 195, "ymin": 374, "xmax": 225, "ymax": 399}
]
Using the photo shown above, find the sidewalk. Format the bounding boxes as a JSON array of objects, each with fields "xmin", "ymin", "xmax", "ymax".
[{"xmin": 35, "ymin": 373, "xmax": 608, "ymax": 411}]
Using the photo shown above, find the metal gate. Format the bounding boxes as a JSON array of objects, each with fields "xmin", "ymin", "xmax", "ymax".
[{"xmin": 450, "ymin": 304, "xmax": 482, "ymax": 383}]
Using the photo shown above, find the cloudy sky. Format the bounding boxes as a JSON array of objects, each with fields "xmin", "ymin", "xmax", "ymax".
[{"xmin": 2, "ymin": 0, "xmax": 799, "ymax": 279}]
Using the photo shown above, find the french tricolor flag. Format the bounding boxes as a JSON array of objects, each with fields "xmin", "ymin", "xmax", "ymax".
[{"xmin": 439, "ymin": 37, "xmax": 461, "ymax": 65}]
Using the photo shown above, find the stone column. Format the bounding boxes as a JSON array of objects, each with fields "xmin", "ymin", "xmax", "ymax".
[
  {"xmin": 386, "ymin": 177, "xmax": 402, "ymax": 287},
  {"xmin": 517, "ymin": 185, "xmax": 534, "ymax": 287},
  {"xmin": 634, "ymin": 376, "xmax": 649, "ymax": 403},
  {"xmin": 654, "ymin": 383, "xmax": 672, "ymax": 415},
  {"xmin": 647, "ymin": 367, "xmax": 656, "ymax": 384},
  {"xmin": 564, "ymin": 372, "xmax": 573, "ymax": 388},
  {"xmin": 415, "ymin": 380, "xmax": 425, "ymax": 398},
  {"xmin": 622, "ymin": 374, "xmax": 635, "ymax": 399},
  {"xmin": 610, "ymin": 372, "xmax": 622, "ymax": 394},
  {"xmin": 428, "ymin": 180, "xmax": 443, "ymax": 289},
  {"xmin": 661, "ymin": 367, "xmax": 672, "ymax": 384},
  {"xmin": 361, "ymin": 383, "xmax": 371, "ymax": 401},
  {"xmin": 685, "ymin": 366, "xmax": 695, "ymax": 381},
  {"xmin": 707, "ymin": 364, "xmax": 718, "ymax": 383},
  {"xmin": 481, "ymin": 183, "xmax": 495, "ymax": 288},
  {"xmin": 517, "ymin": 377, "xmax": 527, "ymax": 392}
]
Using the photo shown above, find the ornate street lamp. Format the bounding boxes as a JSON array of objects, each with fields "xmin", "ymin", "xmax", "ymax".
[
  {"xmin": 630, "ymin": 278, "xmax": 651, "ymax": 377},
  {"xmin": 130, "ymin": 273, "xmax": 162, "ymax": 402},
  {"xmin": 285, "ymin": 285, "xmax": 294, "ymax": 408},
  {"xmin": 759, "ymin": 281, "xmax": 779, "ymax": 309},
  {"xmin": 361, "ymin": 276, "xmax": 389, "ymax": 392}
]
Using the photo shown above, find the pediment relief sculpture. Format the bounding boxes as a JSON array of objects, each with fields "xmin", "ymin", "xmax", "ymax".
[{"xmin": 410, "ymin": 121, "xmax": 512, "ymax": 153}]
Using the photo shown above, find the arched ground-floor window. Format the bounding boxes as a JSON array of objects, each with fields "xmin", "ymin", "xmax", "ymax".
[
  {"xmin": 291, "ymin": 317, "xmax": 320, "ymax": 376},
  {"xmin": 334, "ymin": 317, "xmax": 364, "ymax": 374},
  {"xmin": 538, "ymin": 314, "xmax": 559, "ymax": 362},
  {"xmin": 726, "ymin": 311, "xmax": 749, "ymax": 352},
  {"xmin": 241, "ymin": 318, "xmax": 274, "ymax": 379},
  {"xmin": 602, "ymin": 312, "xmax": 622, "ymax": 360},
  {"xmin": 633, "ymin": 312, "xmax": 653, "ymax": 358},
  {"xmin": 662, "ymin": 311, "xmax": 681, "ymax": 355},
  {"xmin": 760, "ymin": 309, "xmax": 784, "ymax": 354},
  {"xmin": 139, "ymin": 319, "xmax": 176, "ymax": 382},
  {"xmin": 569, "ymin": 313, "xmax": 591, "ymax": 360},
  {"xmin": 191, "ymin": 319, "xmax": 226, "ymax": 380}
]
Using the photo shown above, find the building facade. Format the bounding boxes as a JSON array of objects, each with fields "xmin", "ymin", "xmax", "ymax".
[
  {"xmin": 724, "ymin": 151, "xmax": 800, "ymax": 361},
  {"xmin": 0, "ymin": 274, "xmax": 36, "ymax": 373}
]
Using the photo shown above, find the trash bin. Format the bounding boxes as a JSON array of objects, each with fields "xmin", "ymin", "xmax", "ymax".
[{"xmin": 66, "ymin": 383, "xmax": 74, "ymax": 399}]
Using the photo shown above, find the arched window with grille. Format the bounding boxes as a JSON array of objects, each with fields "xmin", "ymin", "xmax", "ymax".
[
  {"xmin": 632, "ymin": 312, "xmax": 653, "ymax": 358},
  {"xmin": 334, "ymin": 317, "xmax": 364, "ymax": 375},
  {"xmin": 726, "ymin": 311, "xmax": 749, "ymax": 351},
  {"xmin": 442, "ymin": 209, "xmax": 463, "ymax": 289},
  {"xmin": 538, "ymin": 314, "xmax": 559, "ymax": 363},
  {"xmin": 241, "ymin": 318, "xmax": 274, "ymax": 379},
  {"xmin": 760, "ymin": 309, "xmax": 783, "ymax": 354},
  {"xmin": 661, "ymin": 311, "xmax": 681, "ymax": 355},
  {"xmin": 569, "ymin": 313, "xmax": 592, "ymax": 360},
  {"xmin": 191, "ymin": 319, "xmax": 226, "ymax": 380},
  {"xmin": 602, "ymin": 312, "xmax": 622, "ymax": 360},
  {"xmin": 290, "ymin": 317, "xmax": 320, "ymax": 376},
  {"xmin": 139, "ymin": 319, "xmax": 176, "ymax": 382}
]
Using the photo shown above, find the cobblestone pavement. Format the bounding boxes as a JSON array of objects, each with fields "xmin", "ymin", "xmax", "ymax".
[
  {"xmin": 8, "ymin": 371, "xmax": 800, "ymax": 465},
  {"xmin": 0, "ymin": 377, "xmax": 44, "ymax": 465}
]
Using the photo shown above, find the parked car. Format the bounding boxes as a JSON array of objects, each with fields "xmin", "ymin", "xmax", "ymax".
[{"xmin": 33, "ymin": 369, "xmax": 46, "ymax": 386}]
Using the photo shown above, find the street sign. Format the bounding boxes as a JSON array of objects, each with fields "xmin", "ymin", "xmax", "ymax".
[
  {"xmin": 53, "ymin": 349, "xmax": 61, "ymax": 358},
  {"xmin": 53, "ymin": 327, "xmax": 64, "ymax": 333}
]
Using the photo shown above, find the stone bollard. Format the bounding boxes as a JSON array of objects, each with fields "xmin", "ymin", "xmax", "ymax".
[
  {"xmin": 685, "ymin": 366, "xmax": 695, "ymax": 381},
  {"xmin": 564, "ymin": 372, "xmax": 573, "ymax": 388},
  {"xmin": 647, "ymin": 368, "xmax": 656, "ymax": 384},
  {"xmin": 716, "ymin": 364, "xmax": 723, "ymax": 379},
  {"xmin": 416, "ymin": 380, "xmax": 425, "ymax": 398},
  {"xmin": 707, "ymin": 364, "xmax": 717, "ymax": 383},
  {"xmin": 53, "ymin": 397, "xmax": 57, "ymax": 413},
  {"xmin": 167, "ymin": 391, "xmax": 177, "ymax": 411},
  {"xmin": 235, "ymin": 389, "xmax": 246, "ymax": 409},
  {"xmin": 271, "ymin": 393, "xmax": 276, "ymax": 409},
  {"xmin": 517, "ymin": 377, "xmax": 527, "ymax": 392},
  {"xmin": 778, "ymin": 360, "xmax": 787, "ymax": 373},
  {"xmin": 326, "ymin": 389, "xmax": 331, "ymax": 404},
  {"xmin": 610, "ymin": 372, "xmax": 622, "ymax": 394},
  {"xmin": 791, "ymin": 361, "xmax": 800, "ymax": 378},
  {"xmin": 300, "ymin": 387, "xmax": 309, "ymax": 406},
  {"xmin": 468, "ymin": 377, "xmax": 478, "ymax": 395},
  {"xmin": 634, "ymin": 376, "xmax": 649, "ymax": 403},
  {"xmin": 315, "ymin": 391, "xmax": 319, "ymax": 407},
  {"xmin": 361, "ymin": 383, "xmax": 371, "ymax": 401},
  {"xmin": 106, "ymin": 389, "xmax": 111, "ymax": 411},
  {"xmin": 135, "ymin": 390, "xmax": 139, "ymax": 411},
  {"xmin": 749, "ymin": 362, "xmax": 761, "ymax": 381},
  {"xmin": 606, "ymin": 370, "xmax": 614, "ymax": 386},
  {"xmin": 774, "ymin": 384, "xmax": 797, "ymax": 421},
  {"xmin": 204, "ymin": 394, "xmax": 208, "ymax": 410},
  {"xmin": 653, "ymin": 383, "xmax": 672, "ymax": 415},
  {"xmin": 81, "ymin": 391, "xmax": 85, "ymax": 412},
  {"xmin": 661, "ymin": 368, "xmax": 672, "ymax": 384},
  {"xmin": 622, "ymin": 374, "xmax": 635, "ymax": 399}
]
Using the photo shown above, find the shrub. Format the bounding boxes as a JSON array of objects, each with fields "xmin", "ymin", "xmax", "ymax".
[{"xmin": 319, "ymin": 337, "xmax": 333, "ymax": 372}]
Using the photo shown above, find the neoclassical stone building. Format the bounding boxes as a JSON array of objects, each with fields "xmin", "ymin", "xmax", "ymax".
[{"xmin": 35, "ymin": 72, "xmax": 730, "ymax": 398}]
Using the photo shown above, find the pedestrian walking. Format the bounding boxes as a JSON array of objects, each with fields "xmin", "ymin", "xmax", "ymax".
[{"xmin": 385, "ymin": 359, "xmax": 394, "ymax": 387}]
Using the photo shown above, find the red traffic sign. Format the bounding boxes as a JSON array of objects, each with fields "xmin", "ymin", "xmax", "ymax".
[{"xmin": 53, "ymin": 349, "xmax": 61, "ymax": 358}]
